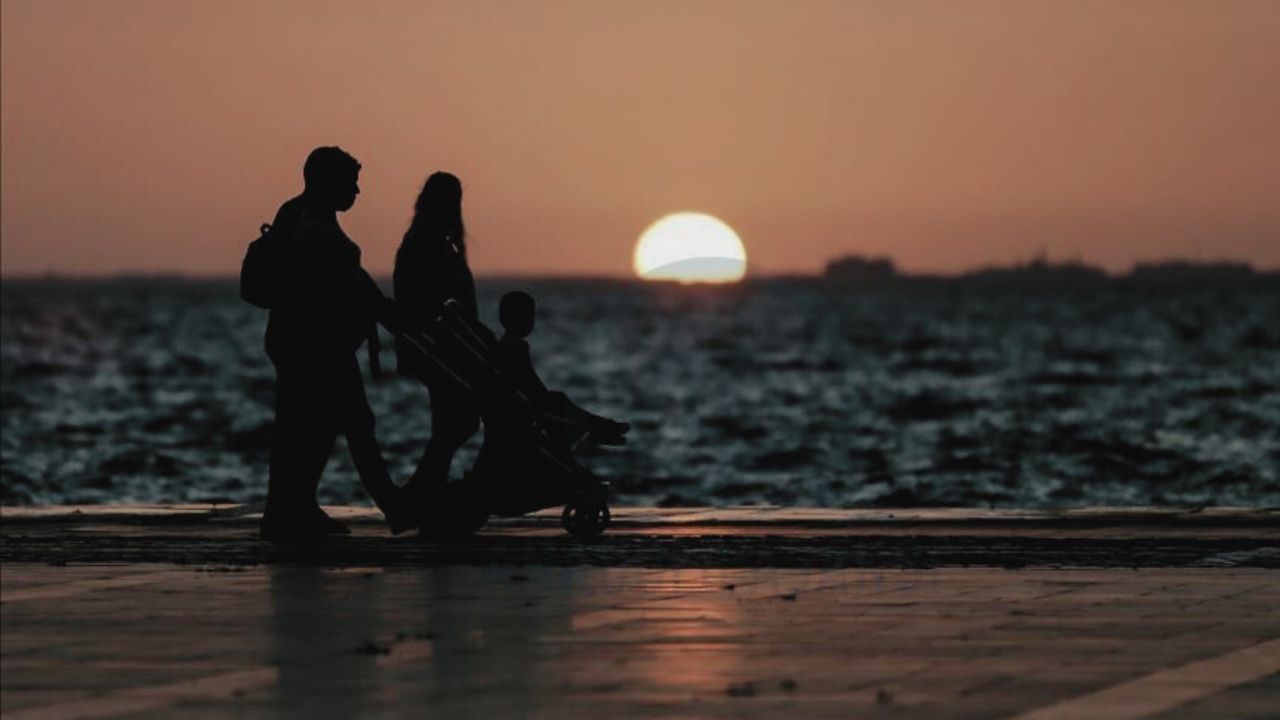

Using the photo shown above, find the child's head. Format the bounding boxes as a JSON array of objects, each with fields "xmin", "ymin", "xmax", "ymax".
[{"xmin": 499, "ymin": 291, "xmax": 536, "ymax": 337}]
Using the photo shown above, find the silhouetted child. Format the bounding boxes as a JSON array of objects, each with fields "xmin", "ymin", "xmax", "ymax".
[{"xmin": 495, "ymin": 291, "xmax": 630, "ymax": 446}]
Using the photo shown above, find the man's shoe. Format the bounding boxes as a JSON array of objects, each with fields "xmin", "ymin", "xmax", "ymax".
[
  {"xmin": 259, "ymin": 513, "xmax": 327, "ymax": 543},
  {"xmin": 311, "ymin": 507, "xmax": 352, "ymax": 535}
]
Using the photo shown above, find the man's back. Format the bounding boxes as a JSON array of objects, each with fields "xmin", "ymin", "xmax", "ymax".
[{"xmin": 265, "ymin": 196, "xmax": 377, "ymax": 364}]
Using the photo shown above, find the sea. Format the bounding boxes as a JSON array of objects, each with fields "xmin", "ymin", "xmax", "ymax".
[{"xmin": 2, "ymin": 277, "xmax": 1278, "ymax": 508}]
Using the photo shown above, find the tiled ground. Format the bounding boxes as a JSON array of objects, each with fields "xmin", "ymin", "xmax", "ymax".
[
  {"xmin": 3, "ymin": 563, "xmax": 1278, "ymax": 719},
  {"xmin": 2, "ymin": 506, "xmax": 1277, "ymax": 718}
]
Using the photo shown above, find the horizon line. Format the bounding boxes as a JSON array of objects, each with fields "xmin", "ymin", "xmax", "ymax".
[{"xmin": 3, "ymin": 256, "xmax": 1278, "ymax": 283}]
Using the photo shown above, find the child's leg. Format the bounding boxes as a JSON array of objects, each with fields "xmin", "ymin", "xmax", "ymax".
[
  {"xmin": 545, "ymin": 391, "xmax": 629, "ymax": 441},
  {"xmin": 544, "ymin": 391, "xmax": 593, "ymax": 426}
]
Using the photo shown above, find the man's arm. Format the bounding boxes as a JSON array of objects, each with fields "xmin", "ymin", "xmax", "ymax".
[{"xmin": 349, "ymin": 264, "xmax": 396, "ymax": 380}]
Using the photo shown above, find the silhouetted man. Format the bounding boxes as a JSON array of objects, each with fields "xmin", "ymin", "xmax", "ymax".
[{"xmin": 260, "ymin": 146, "xmax": 407, "ymax": 540}]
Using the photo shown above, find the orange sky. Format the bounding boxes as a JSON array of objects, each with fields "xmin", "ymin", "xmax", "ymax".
[{"xmin": 2, "ymin": 0, "xmax": 1278, "ymax": 277}]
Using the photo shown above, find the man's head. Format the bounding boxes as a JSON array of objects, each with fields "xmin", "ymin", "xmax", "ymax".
[
  {"xmin": 303, "ymin": 146, "xmax": 361, "ymax": 211},
  {"xmin": 499, "ymin": 291, "xmax": 536, "ymax": 338}
]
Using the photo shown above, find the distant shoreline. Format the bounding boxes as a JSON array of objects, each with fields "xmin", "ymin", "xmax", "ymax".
[
  {"xmin": 3, "ymin": 264, "xmax": 1278, "ymax": 288},
  {"xmin": 3, "ymin": 256, "xmax": 1280, "ymax": 286}
]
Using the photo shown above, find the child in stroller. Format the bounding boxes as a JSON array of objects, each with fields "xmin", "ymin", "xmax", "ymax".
[
  {"xmin": 394, "ymin": 292, "xmax": 629, "ymax": 537},
  {"xmin": 490, "ymin": 291, "xmax": 630, "ymax": 448}
]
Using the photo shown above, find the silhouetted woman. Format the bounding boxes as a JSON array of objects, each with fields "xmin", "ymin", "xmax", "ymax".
[{"xmin": 394, "ymin": 172, "xmax": 480, "ymax": 501}]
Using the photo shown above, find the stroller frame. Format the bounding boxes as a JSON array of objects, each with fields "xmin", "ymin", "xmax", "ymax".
[{"xmin": 388, "ymin": 300, "xmax": 613, "ymax": 538}]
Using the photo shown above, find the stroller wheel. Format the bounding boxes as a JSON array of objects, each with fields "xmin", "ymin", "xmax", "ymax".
[{"xmin": 561, "ymin": 499, "xmax": 611, "ymax": 538}]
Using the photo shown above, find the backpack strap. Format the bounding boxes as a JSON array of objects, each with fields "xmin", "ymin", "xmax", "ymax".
[{"xmin": 367, "ymin": 324, "xmax": 382, "ymax": 380}]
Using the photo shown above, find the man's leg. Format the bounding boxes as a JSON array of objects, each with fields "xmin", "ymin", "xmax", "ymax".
[
  {"xmin": 266, "ymin": 356, "xmax": 364, "ymax": 539},
  {"xmin": 298, "ymin": 417, "xmax": 339, "ymax": 522},
  {"xmin": 264, "ymin": 364, "xmax": 334, "ymax": 537},
  {"xmin": 265, "ymin": 414, "xmax": 296, "ymax": 518},
  {"xmin": 336, "ymin": 358, "xmax": 410, "ymax": 530}
]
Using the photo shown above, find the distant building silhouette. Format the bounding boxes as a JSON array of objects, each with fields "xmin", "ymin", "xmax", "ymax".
[
  {"xmin": 823, "ymin": 256, "xmax": 898, "ymax": 283},
  {"xmin": 818, "ymin": 253, "xmax": 1276, "ymax": 289},
  {"xmin": 1126, "ymin": 260, "xmax": 1258, "ymax": 288},
  {"xmin": 961, "ymin": 257, "xmax": 1109, "ymax": 288}
]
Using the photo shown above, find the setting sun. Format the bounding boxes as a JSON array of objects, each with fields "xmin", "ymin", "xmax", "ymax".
[{"xmin": 633, "ymin": 212, "xmax": 748, "ymax": 284}]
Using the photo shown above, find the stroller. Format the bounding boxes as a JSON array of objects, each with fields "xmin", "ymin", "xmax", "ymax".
[{"xmin": 389, "ymin": 300, "xmax": 616, "ymax": 538}]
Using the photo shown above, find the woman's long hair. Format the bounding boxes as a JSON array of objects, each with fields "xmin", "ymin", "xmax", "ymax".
[{"xmin": 404, "ymin": 171, "xmax": 465, "ymax": 257}]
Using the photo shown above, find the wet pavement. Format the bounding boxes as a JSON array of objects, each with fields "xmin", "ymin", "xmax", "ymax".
[{"xmin": 2, "ymin": 505, "xmax": 1278, "ymax": 719}]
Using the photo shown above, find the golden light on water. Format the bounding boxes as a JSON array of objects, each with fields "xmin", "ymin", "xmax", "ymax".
[{"xmin": 633, "ymin": 212, "xmax": 748, "ymax": 284}]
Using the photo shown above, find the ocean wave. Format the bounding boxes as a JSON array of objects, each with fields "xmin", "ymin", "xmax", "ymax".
[{"xmin": 2, "ymin": 278, "xmax": 1278, "ymax": 508}]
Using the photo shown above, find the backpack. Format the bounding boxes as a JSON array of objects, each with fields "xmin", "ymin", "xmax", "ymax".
[{"xmin": 240, "ymin": 223, "xmax": 280, "ymax": 309}]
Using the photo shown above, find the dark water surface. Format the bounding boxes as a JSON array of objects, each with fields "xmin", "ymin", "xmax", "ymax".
[{"xmin": 2, "ymin": 278, "xmax": 1278, "ymax": 507}]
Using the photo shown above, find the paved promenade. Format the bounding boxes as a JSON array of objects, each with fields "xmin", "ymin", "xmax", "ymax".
[{"xmin": 2, "ymin": 505, "xmax": 1278, "ymax": 719}]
